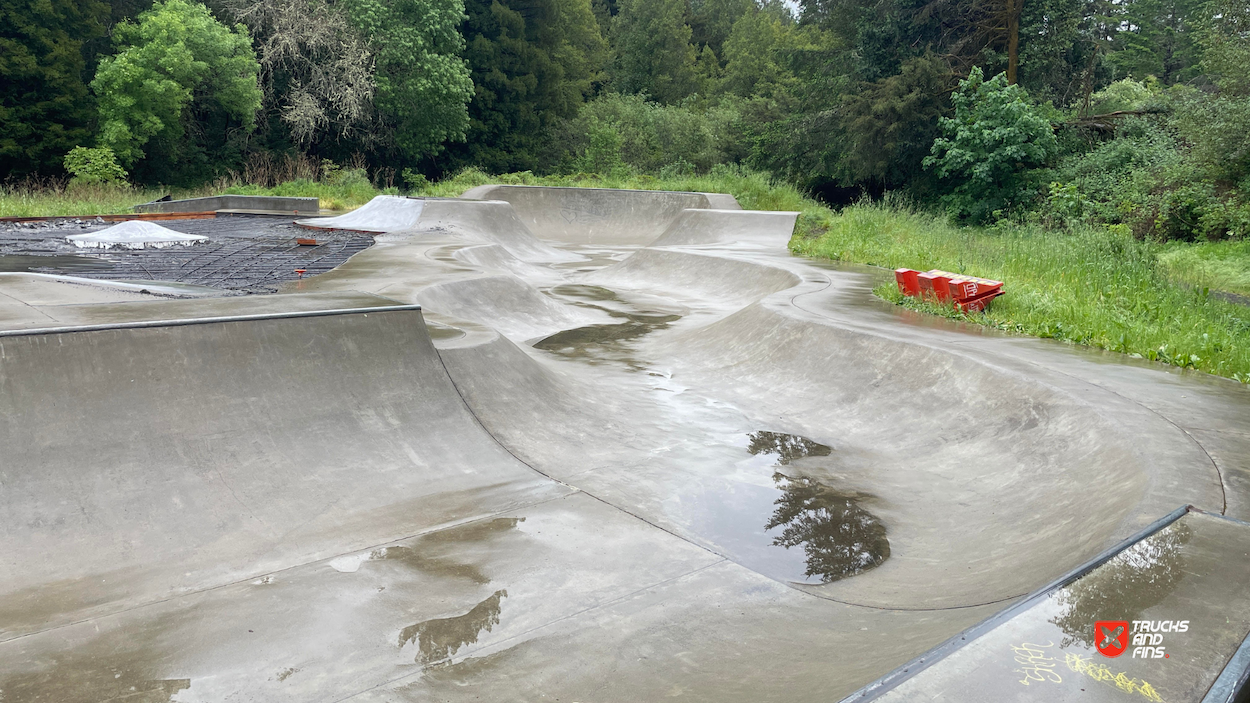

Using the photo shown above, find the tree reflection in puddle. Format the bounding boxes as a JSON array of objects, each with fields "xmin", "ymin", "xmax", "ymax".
[
  {"xmin": 1050, "ymin": 521, "xmax": 1192, "ymax": 648},
  {"xmin": 747, "ymin": 430, "xmax": 832, "ymax": 465},
  {"xmin": 765, "ymin": 472, "xmax": 891, "ymax": 583},
  {"xmin": 398, "ymin": 589, "xmax": 508, "ymax": 665}
]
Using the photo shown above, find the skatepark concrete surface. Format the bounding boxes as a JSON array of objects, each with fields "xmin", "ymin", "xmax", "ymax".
[{"xmin": 1, "ymin": 188, "xmax": 1248, "ymax": 702}]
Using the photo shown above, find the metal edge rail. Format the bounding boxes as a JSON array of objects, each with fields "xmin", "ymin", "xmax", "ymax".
[{"xmin": 0, "ymin": 304, "xmax": 422, "ymax": 339}]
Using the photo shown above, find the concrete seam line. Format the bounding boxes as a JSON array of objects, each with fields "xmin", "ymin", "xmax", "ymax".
[
  {"xmin": 1018, "ymin": 364, "xmax": 1229, "ymax": 516},
  {"xmin": 786, "ymin": 267, "xmax": 1231, "ymax": 516},
  {"xmin": 0, "ymin": 491, "xmax": 575, "ymax": 647},
  {"xmin": 326, "ymin": 558, "xmax": 732, "ymax": 703},
  {"xmin": 0, "ymin": 304, "xmax": 423, "ymax": 338}
]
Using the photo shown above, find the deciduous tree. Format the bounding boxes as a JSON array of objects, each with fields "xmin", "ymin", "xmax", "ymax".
[{"xmin": 91, "ymin": 0, "xmax": 261, "ymax": 183}]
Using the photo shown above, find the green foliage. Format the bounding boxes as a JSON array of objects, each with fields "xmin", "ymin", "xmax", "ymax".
[
  {"xmin": 550, "ymin": 93, "xmax": 741, "ymax": 174},
  {"xmin": 443, "ymin": 0, "xmax": 608, "ymax": 173},
  {"xmin": 340, "ymin": 0, "xmax": 475, "ymax": 159},
  {"xmin": 0, "ymin": 0, "xmax": 109, "ymax": 177},
  {"xmin": 402, "ymin": 167, "xmax": 431, "ymax": 192},
  {"xmin": 62, "ymin": 145, "xmax": 127, "ymax": 185},
  {"xmin": 837, "ymin": 54, "xmax": 951, "ymax": 187},
  {"xmin": 91, "ymin": 0, "xmax": 261, "ymax": 184},
  {"xmin": 1171, "ymin": 91, "xmax": 1250, "ymax": 185},
  {"xmin": 1102, "ymin": 0, "xmax": 1204, "ymax": 85},
  {"xmin": 925, "ymin": 67, "xmax": 1058, "ymax": 222},
  {"xmin": 1197, "ymin": 0, "xmax": 1250, "ymax": 95},
  {"xmin": 1088, "ymin": 78, "xmax": 1158, "ymax": 114},
  {"xmin": 792, "ymin": 200, "xmax": 1250, "ymax": 380},
  {"xmin": 720, "ymin": 5, "xmax": 800, "ymax": 100},
  {"xmin": 689, "ymin": 0, "xmax": 753, "ymax": 59},
  {"xmin": 610, "ymin": 0, "xmax": 699, "ymax": 103}
]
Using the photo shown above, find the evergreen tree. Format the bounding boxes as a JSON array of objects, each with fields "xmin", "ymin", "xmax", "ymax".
[
  {"xmin": 0, "ymin": 0, "xmax": 110, "ymax": 178},
  {"xmin": 610, "ymin": 0, "xmax": 699, "ymax": 103},
  {"xmin": 689, "ymin": 0, "xmax": 753, "ymax": 60},
  {"xmin": 443, "ymin": 0, "xmax": 607, "ymax": 173}
]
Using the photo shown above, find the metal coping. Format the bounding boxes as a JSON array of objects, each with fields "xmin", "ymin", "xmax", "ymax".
[
  {"xmin": 1205, "ymin": 629, "xmax": 1250, "ymax": 703},
  {"xmin": 0, "ymin": 304, "xmax": 422, "ymax": 339},
  {"xmin": 838, "ymin": 504, "xmax": 1193, "ymax": 702}
]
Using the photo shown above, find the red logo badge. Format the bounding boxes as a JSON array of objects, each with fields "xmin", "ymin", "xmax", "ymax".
[{"xmin": 1095, "ymin": 621, "xmax": 1130, "ymax": 657}]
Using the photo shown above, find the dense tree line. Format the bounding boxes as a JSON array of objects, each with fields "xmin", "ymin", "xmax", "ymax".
[{"xmin": 2, "ymin": 0, "xmax": 1248, "ymax": 236}]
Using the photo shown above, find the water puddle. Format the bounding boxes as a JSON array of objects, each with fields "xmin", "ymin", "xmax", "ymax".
[
  {"xmin": 0, "ymin": 254, "xmax": 113, "ymax": 273},
  {"xmin": 534, "ymin": 285, "xmax": 683, "ymax": 368},
  {"xmin": 398, "ymin": 589, "xmax": 508, "ymax": 665},
  {"xmin": 1049, "ymin": 520, "xmax": 1192, "ymax": 648},
  {"xmin": 693, "ymin": 431, "xmax": 889, "ymax": 584},
  {"xmin": 426, "ymin": 322, "xmax": 466, "ymax": 341}
]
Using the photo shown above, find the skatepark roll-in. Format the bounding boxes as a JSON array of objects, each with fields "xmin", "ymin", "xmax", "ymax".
[{"xmin": 1, "ymin": 185, "xmax": 1248, "ymax": 702}]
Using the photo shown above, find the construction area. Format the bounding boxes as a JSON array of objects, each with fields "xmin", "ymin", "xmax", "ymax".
[{"xmin": 0, "ymin": 188, "xmax": 1248, "ymax": 702}]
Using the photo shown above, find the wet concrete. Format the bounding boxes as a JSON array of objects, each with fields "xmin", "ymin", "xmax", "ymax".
[
  {"xmin": 1, "ymin": 186, "xmax": 1248, "ymax": 702},
  {"xmin": 0, "ymin": 253, "xmax": 111, "ymax": 273},
  {"xmin": 864, "ymin": 511, "xmax": 1250, "ymax": 702}
]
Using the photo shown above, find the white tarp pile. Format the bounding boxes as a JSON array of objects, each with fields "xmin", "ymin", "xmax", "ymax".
[{"xmin": 67, "ymin": 220, "xmax": 208, "ymax": 249}]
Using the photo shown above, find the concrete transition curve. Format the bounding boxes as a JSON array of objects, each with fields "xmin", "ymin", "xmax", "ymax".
[{"xmin": 1, "ymin": 186, "xmax": 1248, "ymax": 702}]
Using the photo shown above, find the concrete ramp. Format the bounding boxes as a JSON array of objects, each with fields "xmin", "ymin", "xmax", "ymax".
[
  {"xmin": 0, "ymin": 303, "xmax": 560, "ymax": 638},
  {"xmin": 650, "ymin": 208, "xmax": 798, "ymax": 248},
  {"xmin": 460, "ymin": 184, "xmax": 723, "ymax": 245},
  {"xmin": 843, "ymin": 507, "xmax": 1250, "ymax": 703},
  {"xmin": 416, "ymin": 199, "xmax": 580, "ymax": 262}
]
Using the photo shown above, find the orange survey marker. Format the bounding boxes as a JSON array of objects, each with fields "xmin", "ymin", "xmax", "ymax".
[{"xmin": 896, "ymin": 268, "xmax": 1004, "ymax": 311}]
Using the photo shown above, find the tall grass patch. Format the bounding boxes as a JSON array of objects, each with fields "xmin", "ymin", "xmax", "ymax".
[{"xmin": 792, "ymin": 200, "xmax": 1250, "ymax": 381}]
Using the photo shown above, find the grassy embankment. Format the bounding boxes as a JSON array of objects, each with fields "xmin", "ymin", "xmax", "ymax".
[
  {"xmin": 4, "ymin": 167, "xmax": 1247, "ymax": 381},
  {"xmin": 0, "ymin": 174, "xmax": 385, "ymax": 218}
]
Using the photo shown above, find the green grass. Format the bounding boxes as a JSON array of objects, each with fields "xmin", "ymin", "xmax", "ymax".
[
  {"xmin": 789, "ymin": 199, "xmax": 1250, "ymax": 382},
  {"xmin": 1158, "ymin": 239, "xmax": 1250, "ymax": 298},
  {"xmin": 0, "ymin": 183, "xmax": 167, "ymax": 217},
  {"xmin": 221, "ymin": 178, "xmax": 391, "ymax": 211}
]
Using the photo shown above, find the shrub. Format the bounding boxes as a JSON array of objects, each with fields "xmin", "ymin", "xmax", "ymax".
[
  {"xmin": 549, "ymin": 93, "xmax": 742, "ymax": 175},
  {"xmin": 63, "ymin": 146, "xmax": 128, "ymax": 186},
  {"xmin": 924, "ymin": 67, "xmax": 1058, "ymax": 223}
]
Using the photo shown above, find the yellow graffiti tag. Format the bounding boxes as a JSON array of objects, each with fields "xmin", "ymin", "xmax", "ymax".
[
  {"xmin": 1064, "ymin": 653, "xmax": 1165, "ymax": 702},
  {"xmin": 1011, "ymin": 642, "xmax": 1063, "ymax": 686}
]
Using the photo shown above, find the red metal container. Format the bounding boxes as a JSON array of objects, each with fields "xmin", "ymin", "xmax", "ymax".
[
  {"xmin": 895, "ymin": 268, "xmax": 921, "ymax": 297},
  {"xmin": 894, "ymin": 268, "xmax": 1004, "ymax": 312}
]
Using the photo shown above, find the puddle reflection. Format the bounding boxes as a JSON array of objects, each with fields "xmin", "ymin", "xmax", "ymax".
[
  {"xmin": 1050, "ymin": 521, "xmax": 1192, "ymax": 648},
  {"xmin": 399, "ymin": 589, "xmax": 508, "ymax": 665},
  {"xmin": 696, "ymin": 431, "xmax": 890, "ymax": 584},
  {"xmin": 747, "ymin": 430, "xmax": 832, "ymax": 465},
  {"xmin": 766, "ymin": 473, "xmax": 890, "ymax": 583},
  {"xmin": 535, "ymin": 285, "xmax": 683, "ymax": 368}
]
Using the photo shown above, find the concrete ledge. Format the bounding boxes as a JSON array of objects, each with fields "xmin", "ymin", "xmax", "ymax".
[{"xmin": 135, "ymin": 195, "xmax": 320, "ymax": 215}]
